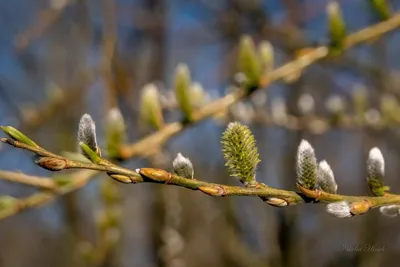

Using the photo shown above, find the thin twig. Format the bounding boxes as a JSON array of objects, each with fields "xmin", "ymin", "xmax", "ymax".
[
  {"xmin": 0, "ymin": 169, "xmax": 96, "ymax": 220},
  {"xmin": 20, "ymin": 71, "xmax": 94, "ymax": 131},
  {"xmin": 2, "ymin": 138, "xmax": 400, "ymax": 216},
  {"xmin": 13, "ymin": 0, "xmax": 73, "ymax": 51}
]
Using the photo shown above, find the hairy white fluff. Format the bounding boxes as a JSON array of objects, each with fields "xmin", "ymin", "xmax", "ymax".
[{"xmin": 326, "ymin": 201, "xmax": 352, "ymax": 218}]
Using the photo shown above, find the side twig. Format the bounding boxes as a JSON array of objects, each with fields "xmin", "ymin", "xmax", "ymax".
[{"xmin": 0, "ymin": 170, "xmax": 56, "ymax": 190}]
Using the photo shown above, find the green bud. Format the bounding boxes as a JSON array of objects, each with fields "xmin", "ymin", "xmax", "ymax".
[
  {"xmin": 238, "ymin": 35, "xmax": 261, "ymax": 91},
  {"xmin": 140, "ymin": 84, "xmax": 164, "ymax": 130},
  {"xmin": 258, "ymin": 41, "xmax": 274, "ymax": 73},
  {"xmin": 190, "ymin": 82, "xmax": 206, "ymax": 108},
  {"xmin": 174, "ymin": 64, "xmax": 193, "ymax": 122},
  {"xmin": 105, "ymin": 107, "xmax": 126, "ymax": 158},
  {"xmin": 369, "ymin": 0, "xmax": 391, "ymax": 20},
  {"xmin": 0, "ymin": 126, "xmax": 38, "ymax": 148},
  {"xmin": 327, "ymin": 1, "xmax": 346, "ymax": 52}
]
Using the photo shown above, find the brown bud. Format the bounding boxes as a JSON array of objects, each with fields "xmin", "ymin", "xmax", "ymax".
[
  {"xmin": 198, "ymin": 186, "xmax": 225, "ymax": 196},
  {"xmin": 107, "ymin": 173, "xmax": 139, "ymax": 184},
  {"xmin": 137, "ymin": 168, "xmax": 171, "ymax": 182},
  {"xmin": 36, "ymin": 157, "xmax": 67, "ymax": 171},
  {"xmin": 350, "ymin": 200, "xmax": 370, "ymax": 215},
  {"xmin": 296, "ymin": 182, "xmax": 319, "ymax": 198},
  {"xmin": 265, "ymin": 197, "xmax": 288, "ymax": 207}
]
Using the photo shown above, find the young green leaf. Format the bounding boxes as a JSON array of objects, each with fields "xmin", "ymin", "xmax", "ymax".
[
  {"xmin": 79, "ymin": 142, "xmax": 101, "ymax": 164},
  {"xmin": 0, "ymin": 126, "xmax": 38, "ymax": 148}
]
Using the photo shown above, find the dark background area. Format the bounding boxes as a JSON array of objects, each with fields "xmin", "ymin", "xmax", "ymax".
[{"xmin": 1, "ymin": 0, "xmax": 400, "ymax": 266}]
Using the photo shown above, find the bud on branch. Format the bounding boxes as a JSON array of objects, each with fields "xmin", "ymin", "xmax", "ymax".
[
  {"xmin": 221, "ymin": 122, "xmax": 260, "ymax": 187},
  {"xmin": 296, "ymin": 140, "xmax": 317, "ymax": 190}
]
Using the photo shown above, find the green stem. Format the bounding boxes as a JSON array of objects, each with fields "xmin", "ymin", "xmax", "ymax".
[{"xmin": 2, "ymin": 137, "xmax": 400, "ymax": 218}]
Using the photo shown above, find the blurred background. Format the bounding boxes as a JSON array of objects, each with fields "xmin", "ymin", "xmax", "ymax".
[{"xmin": 1, "ymin": 0, "xmax": 400, "ymax": 266}]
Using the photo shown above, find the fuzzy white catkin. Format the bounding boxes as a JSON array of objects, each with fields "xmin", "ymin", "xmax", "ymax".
[
  {"xmin": 77, "ymin": 114, "xmax": 98, "ymax": 153},
  {"xmin": 379, "ymin": 205, "xmax": 400, "ymax": 217},
  {"xmin": 326, "ymin": 201, "xmax": 352, "ymax": 218},
  {"xmin": 367, "ymin": 147, "xmax": 385, "ymax": 179},
  {"xmin": 296, "ymin": 140, "xmax": 317, "ymax": 189},
  {"xmin": 173, "ymin": 153, "xmax": 194, "ymax": 179},
  {"xmin": 316, "ymin": 160, "xmax": 337, "ymax": 194}
]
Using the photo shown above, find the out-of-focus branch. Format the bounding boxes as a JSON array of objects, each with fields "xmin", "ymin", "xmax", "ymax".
[
  {"xmin": 13, "ymin": 0, "xmax": 73, "ymax": 51},
  {"xmin": 0, "ymin": 170, "xmax": 56, "ymax": 190},
  {"xmin": 0, "ymin": 169, "xmax": 96, "ymax": 220},
  {"xmin": 100, "ymin": 0, "xmax": 118, "ymax": 110},
  {"xmin": 19, "ymin": 71, "xmax": 93, "ymax": 131},
  {"xmin": 118, "ymin": 12, "xmax": 400, "ymax": 159}
]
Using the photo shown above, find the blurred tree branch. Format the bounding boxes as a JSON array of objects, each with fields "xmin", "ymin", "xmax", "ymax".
[
  {"xmin": 0, "ymin": 169, "xmax": 95, "ymax": 220},
  {"xmin": 13, "ymin": 0, "xmax": 73, "ymax": 51},
  {"xmin": 0, "ymin": 170, "xmax": 56, "ymax": 190}
]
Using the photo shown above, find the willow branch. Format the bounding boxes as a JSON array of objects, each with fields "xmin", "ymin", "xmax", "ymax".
[
  {"xmin": 2, "ymin": 138, "xmax": 400, "ymax": 218},
  {"xmin": 118, "ymin": 12, "xmax": 400, "ymax": 159}
]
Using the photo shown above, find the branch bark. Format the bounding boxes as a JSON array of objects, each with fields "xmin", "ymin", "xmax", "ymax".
[{"xmin": 2, "ymin": 137, "xmax": 400, "ymax": 222}]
